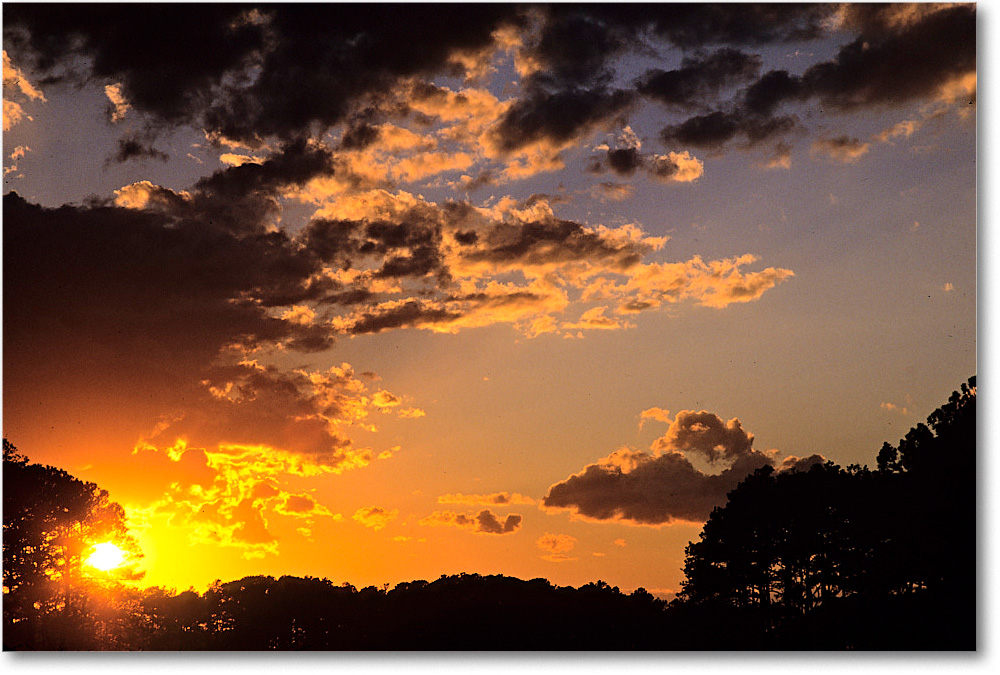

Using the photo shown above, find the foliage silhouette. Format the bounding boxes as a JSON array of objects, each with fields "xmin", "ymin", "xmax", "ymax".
[
  {"xmin": 3, "ymin": 439, "xmax": 144, "ymax": 649},
  {"xmin": 2, "ymin": 377, "xmax": 975, "ymax": 650},
  {"xmin": 678, "ymin": 376, "xmax": 975, "ymax": 649}
]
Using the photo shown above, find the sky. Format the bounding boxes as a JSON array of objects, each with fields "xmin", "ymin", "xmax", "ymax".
[{"xmin": 1, "ymin": 3, "xmax": 977, "ymax": 599}]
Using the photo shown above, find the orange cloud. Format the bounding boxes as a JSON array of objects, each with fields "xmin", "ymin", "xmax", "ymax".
[
  {"xmin": 639, "ymin": 407, "xmax": 672, "ymax": 429},
  {"xmin": 2, "ymin": 50, "xmax": 45, "ymax": 131},
  {"xmin": 651, "ymin": 151, "xmax": 704, "ymax": 183},
  {"xmin": 352, "ymin": 506, "xmax": 399, "ymax": 531},
  {"xmin": 561, "ymin": 306, "xmax": 633, "ymax": 332},
  {"xmin": 810, "ymin": 135, "xmax": 871, "ymax": 163},
  {"xmin": 587, "ymin": 254, "xmax": 794, "ymax": 313},
  {"xmin": 104, "ymin": 83, "xmax": 130, "ymax": 122},
  {"xmin": 537, "ymin": 533, "xmax": 578, "ymax": 562}
]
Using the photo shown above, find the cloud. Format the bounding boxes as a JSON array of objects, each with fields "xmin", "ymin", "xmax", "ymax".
[
  {"xmin": 649, "ymin": 151, "xmax": 704, "ymax": 183},
  {"xmin": 562, "ymin": 306, "xmax": 632, "ymax": 332},
  {"xmin": 585, "ymin": 254, "xmax": 794, "ymax": 313},
  {"xmin": 542, "ymin": 409, "xmax": 825, "ymax": 526},
  {"xmin": 126, "ymin": 445, "xmax": 343, "ymax": 559},
  {"xmin": 639, "ymin": 407, "xmax": 671, "ymax": 429},
  {"xmin": 876, "ymin": 119, "xmax": 922, "ymax": 143},
  {"xmin": 111, "ymin": 135, "xmax": 169, "ymax": 164},
  {"xmin": 659, "ymin": 110, "xmax": 798, "ymax": 150},
  {"xmin": 352, "ymin": 506, "xmax": 399, "ymax": 531},
  {"xmin": 133, "ymin": 360, "xmax": 419, "ymax": 474},
  {"xmin": 3, "ymin": 5, "xmax": 522, "ymax": 143},
  {"xmin": 537, "ymin": 533, "xmax": 578, "ymax": 562},
  {"xmin": 704, "ymin": 4, "xmax": 975, "ymax": 147},
  {"xmin": 437, "ymin": 492, "xmax": 536, "ymax": 506},
  {"xmin": 810, "ymin": 136, "xmax": 871, "ymax": 163},
  {"xmin": 649, "ymin": 410, "xmax": 754, "ymax": 464},
  {"xmin": 4, "ymin": 144, "xmax": 30, "ymax": 177},
  {"xmin": 104, "ymin": 83, "xmax": 130, "ymax": 122},
  {"xmin": 637, "ymin": 47, "xmax": 761, "ymax": 109},
  {"xmin": 2, "ymin": 49, "xmax": 45, "ymax": 130},
  {"xmin": 420, "ymin": 509, "xmax": 522, "ymax": 535},
  {"xmin": 4, "ymin": 5, "xmax": 973, "ymax": 165},
  {"xmin": 591, "ymin": 142, "xmax": 704, "ymax": 184}
]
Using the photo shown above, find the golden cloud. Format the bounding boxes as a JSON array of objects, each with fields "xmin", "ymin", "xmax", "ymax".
[
  {"xmin": 537, "ymin": 532, "xmax": 578, "ymax": 562},
  {"xmin": 352, "ymin": 506, "xmax": 399, "ymax": 531}
]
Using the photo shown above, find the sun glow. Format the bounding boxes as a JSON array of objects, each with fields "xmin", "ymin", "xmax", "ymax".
[{"xmin": 86, "ymin": 542, "xmax": 126, "ymax": 572}]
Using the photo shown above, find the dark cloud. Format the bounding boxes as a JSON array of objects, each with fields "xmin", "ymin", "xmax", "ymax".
[
  {"xmin": 347, "ymin": 301, "xmax": 462, "ymax": 336},
  {"xmin": 3, "ymin": 4, "xmax": 266, "ymax": 127},
  {"xmin": 605, "ymin": 147, "xmax": 644, "ymax": 176},
  {"xmin": 476, "ymin": 510, "xmax": 522, "ymax": 534},
  {"xmin": 338, "ymin": 123, "xmax": 381, "ymax": 151},
  {"xmin": 656, "ymin": 5, "xmax": 974, "ymax": 152},
  {"xmin": 660, "ymin": 109, "xmax": 797, "ymax": 149},
  {"xmin": 544, "ymin": 447, "xmax": 773, "ymax": 525},
  {"xmin": 803, "ymin": 4, "xmax": 976, "ymax": 111},
  {"xmin": 3, "ymin": 4, "xmax": 522, "ymax": 143},
  {"xmin": 301, "ymin": 213, "xmax": 446, "ymax": 281},
  {"xmin": 1, "ymin": 191, "xmax": 329, "ymax": 447},
  {"xmin": 6, "ymin": 4, "xmax": 971, "ymax": 160},
  {"xmin": 465, "ymin": 216, "xmax": 650, "ymax": 270},
  {"xmin": 492, "ymin": 86, "xmax": 634, "ymax": 153},
  {"xmin": 623, "ymin": 3, "xmax": 832, "ymax": 49},
  {"xmin": 422, "ymin": 509, "xmax": 522, "ymax": 535},
  {"xmin": 542, "ymin": 410, "xmax": 825, "ymax": 525},
  {"xmin": 2, "ymin": 191, "xmax": 320, "ymax": 368},
  {"xmin": 735, "ymin": 5, "xmax": 976, "ymax": 121},
  {"xmin": 637, "ymin": 48, "xmax": 762, "ymax": 109},
  {"xmin": 110, "ymin": 136, "xmax": 169, "ymax": 164}
]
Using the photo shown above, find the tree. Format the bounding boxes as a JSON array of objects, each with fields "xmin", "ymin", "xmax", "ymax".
[
  {"xmin": 677, "ymin": 377, "xmax": 976, "ymax": 649},
  {"xmin": 3, "ymin": 439, "xmax": 143, "ymax": 649}
]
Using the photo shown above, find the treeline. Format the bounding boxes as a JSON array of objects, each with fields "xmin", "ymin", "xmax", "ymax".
[
  {"xmin": 2, "ymin": 378, "xmax": 975, "ymax": 650},
  {"xmin": 674, "ymin": 376, "xmax": 975, "ymax": 649}
]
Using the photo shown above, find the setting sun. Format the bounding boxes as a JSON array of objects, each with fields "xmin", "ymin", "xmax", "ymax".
[{"xmin": 86, "ymin": 543, "xmax": 126, "ymax": 572}]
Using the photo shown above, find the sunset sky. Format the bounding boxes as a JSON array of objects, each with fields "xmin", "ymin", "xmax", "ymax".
[{"xmin": 2, "ymin": 3, "xmax": 977, "ymax": 600}]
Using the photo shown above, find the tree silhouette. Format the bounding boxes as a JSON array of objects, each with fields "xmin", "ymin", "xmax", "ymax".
[
  {"xmin": 677, "ymin": 377, "xmax": 976, "ymax": 649},
  {"xmin": 3, "ymin": 439, "xmax": 143, "ymax": 649}
]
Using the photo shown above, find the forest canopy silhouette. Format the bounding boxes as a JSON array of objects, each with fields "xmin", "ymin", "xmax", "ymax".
[{"xmin": 2, "ymin": 377, "xmax": 975, "ymax": 650}]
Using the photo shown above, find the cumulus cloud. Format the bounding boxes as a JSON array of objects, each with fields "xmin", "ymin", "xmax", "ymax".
[
  {"xmin": 420, "ymin": 509, "xmax": 522, "ymax": 535},
  {"xmin": 542, "ymin": 409, "xmax": 825, "ymax": 526}
]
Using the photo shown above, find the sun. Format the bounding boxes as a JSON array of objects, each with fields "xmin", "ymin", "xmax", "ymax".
[{"xmin": 85, "ymin": 542, "xmax": 126, "ymax": 572}]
